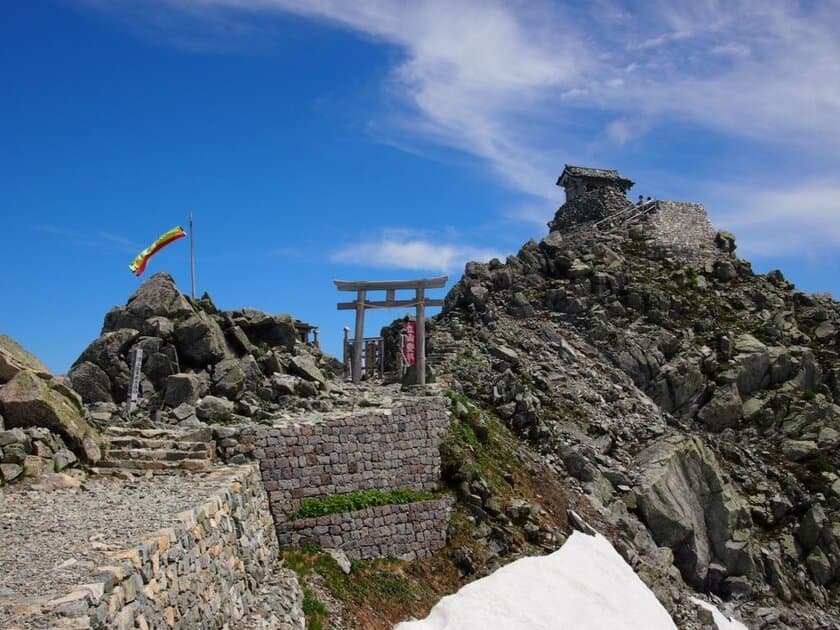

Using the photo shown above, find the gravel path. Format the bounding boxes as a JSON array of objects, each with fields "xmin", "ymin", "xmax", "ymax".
[{"xmin": 0, "ymin": 471, "xmax": 231, "ymax": 625}]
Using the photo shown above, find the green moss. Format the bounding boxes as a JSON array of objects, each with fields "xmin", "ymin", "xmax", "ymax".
[
  {"xmin": 289, "ymin": 489, "xmax": 436, "ymax": 520},
  {"xmin": 302, "ymin": 588, "xmax": 329, "ymax": 630}
]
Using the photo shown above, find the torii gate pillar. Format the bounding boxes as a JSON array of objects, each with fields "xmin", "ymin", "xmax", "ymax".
[{"xmin": 334, "ymin": 277, "xmax": 447, "ymax": 385}]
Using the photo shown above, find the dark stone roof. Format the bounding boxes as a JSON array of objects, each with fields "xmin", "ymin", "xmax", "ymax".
[{"xmin": 557, "ymin": 164, "xmax": 634, "ymax": 188}]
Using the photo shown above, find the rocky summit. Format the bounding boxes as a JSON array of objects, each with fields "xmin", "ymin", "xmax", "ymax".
[
  {"xmin": 428, "ymin": 187, "xmax": 840, "ymax": 628},
  {"xmin": 2, "ymin": 185, "xmax": 840, "ymax": 629}
]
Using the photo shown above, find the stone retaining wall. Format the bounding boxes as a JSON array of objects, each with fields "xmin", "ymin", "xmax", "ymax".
[
  {"xmin": 234, "ymin": 397, "xmax": 449, "ymax": 521},
  {"xmin": 642, "ymin": 200, "xmax": 717, "ymax": 262},
  {"xmin": 280, "ymin": 497, "xmax": 456, "ymax": 561},
  {"xmin": 215, "ymin": 396, "xmax": 453, "ymax": 560},
  {"xmin": 41, "ymin": 465, "xmax": 279, "ymax": 629}
]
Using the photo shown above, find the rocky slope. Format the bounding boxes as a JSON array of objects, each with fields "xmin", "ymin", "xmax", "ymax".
[
  {"xmin": 68, "ymin": 273, "xmax": 350, "ymax": 428},
  {"xmin": 425, "ymin": 188, "xmax": 839, "ymax": 628}
]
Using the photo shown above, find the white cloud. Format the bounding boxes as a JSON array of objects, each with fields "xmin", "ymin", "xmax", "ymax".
[
  {"xmin": 330, "ymin": 230, "xmax": 504, "ymax": 272},
  {"xmin": 81, "ymin": 0, "xmax": 840, "ymax": 254},
  {"xmin": 707, "ymin": 181, "xmax": 840, "ymax": 257}
]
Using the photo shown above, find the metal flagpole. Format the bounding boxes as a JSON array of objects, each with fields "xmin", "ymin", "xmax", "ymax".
[{"xmin": 189, "ymin": 213, "xmax": 196, "ymax": 299}]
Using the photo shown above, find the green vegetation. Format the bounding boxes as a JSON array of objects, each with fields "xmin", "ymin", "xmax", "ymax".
[
  {"xmin": 279, "ymin": 547, "xmax": 434, "ymax": 627},
  {"xmin": 289, "ymin": 488, "xmax": 436, "ymax": 520},
  {"xmin": 302, "ymin": 588, "xmax": 328, "ymax": 630}
]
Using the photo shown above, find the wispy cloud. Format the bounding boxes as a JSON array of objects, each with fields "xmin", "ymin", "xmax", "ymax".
[
  {"xmin": 330, "ymin": 229, "xmax": 505, "ymax": 272},
  {"xmin": 79, "ymin": 0, "xmax": 840, "ymax": 253},
  {"xmin": 35, "ymin": 224, "xmax": 138, "ymax": 252}
]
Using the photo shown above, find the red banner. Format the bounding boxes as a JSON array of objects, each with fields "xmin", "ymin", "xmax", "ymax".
[{"xmin": 401, "ymin": 320, "xmax": 416, "ymax": 367}]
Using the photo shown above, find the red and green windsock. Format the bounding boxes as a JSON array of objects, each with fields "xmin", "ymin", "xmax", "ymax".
[{"xmin": 129, "ymin": 226, "xmax": 187, "ymax": 276}]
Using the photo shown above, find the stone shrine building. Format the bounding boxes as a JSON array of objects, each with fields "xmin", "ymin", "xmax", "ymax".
[{"xmin": 557, "ymin": 164, "xmax": 634, "ymax": 202}]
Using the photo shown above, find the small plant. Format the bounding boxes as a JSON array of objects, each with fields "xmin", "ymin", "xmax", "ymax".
[
  {"xmin": 289, "ymin": 488, "xmax": 436, "ymax": 520},
  {"xmin": 302, "ymin": 588, "xmax": 329, "ymax": 630},
  {"xmin": 802, "ymin": 389, "xmax": 817, "ymax": 401}
]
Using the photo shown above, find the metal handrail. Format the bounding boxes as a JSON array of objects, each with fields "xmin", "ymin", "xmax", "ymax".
[{"xmin": 593, "ymin": 199, "xmax": 658, "ymax": 230}]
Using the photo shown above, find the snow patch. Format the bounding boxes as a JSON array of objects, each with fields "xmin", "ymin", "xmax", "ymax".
[
  {"xmin": 690, "ymin": 596, "xmax": 749, "ymax": 630},
  {"xmin": 396, "ymin": 531, "xmax": 677, "ymax": 629}
]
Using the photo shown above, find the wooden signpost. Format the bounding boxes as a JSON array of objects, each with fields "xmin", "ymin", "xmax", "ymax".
[{"xmin": 334, "ymin": 276, "xmax": 447, "ymax": 385}]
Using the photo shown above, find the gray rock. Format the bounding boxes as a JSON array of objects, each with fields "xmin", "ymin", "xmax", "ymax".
[
  {"xmin": 806, "ymin": 547, "xmax": 832, "ymax": 585},
  {"xmin": 52, "ymin": 448, "xmax": 77, "ymax": 472},
  {"xmin": 196, "ymin": 396, "xmax": 234, "ymax": 422},
  {"xmin": 325, "ymin": 548, "xmax": 352, "ymax": 575},
  {"xmin": 67, "ymin": 361, "xmax": 113, "ymax": 404},
  {"xmin": 634, "ymin": 436, "xmax": 754, "ymax": 587},
  {"xmin": 173, "ymin": 311, "xmax": 227, "ymax": 367},
  {"xmin": 781, "ymin": 439, "xmax": 818, "ymax": 462},
  {"xmin": 212, "ymin": 359, "xmax": 247, "ymax": 400},
  {"xmin": 289, "ymin": 355, "xmax": 326, "ymax": 386},
  {"xmin": 733, "ymin": 334, "xmax": 769, "ymax": 396},
  {"xmin": 0, "ymin": 334, "xmax": 51, "ymax": 383},
  {"xmin": 271, "ymin": 374, "xmax": 298, "ymax": 397},
  {"xmin": 172, "ymin": 403, "xmax": 197, "ymax": 422},
  {"xmin": 0, "ymin": 370, "xmax": 100, "ymax": 459},
  {"xmin": 814, "ymin": 321, "xmax": 836, "ymax": 343},
  {"xmin": 697, "ymin": 383, "xmax": 742, "ymax": 432},
  {"xmin": 164, "ymin": 373, "xmax": 201, "ymax": 408},
  {"xmin": 796, "ymin": 505, "xmax": 827, "ymax": 551},
  {"xmin": 74, "ymin": 329, "xmax": 138, "ymax": 399},
  {"xmin": 0, "ymin": 463, "xmax": 22, "ymax": 482},
  {"xmin": 104, "ymin": 272, "xmax": 193, "ymax": 332},
  {"xmin": 488, "ymin": 345, "xmax": 519, "ymax": 365}
]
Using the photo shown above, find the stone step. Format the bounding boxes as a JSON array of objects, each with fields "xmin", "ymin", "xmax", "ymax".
[
  {"xmin": 103, "ymin": 427, "xmax": 213, "ymax": 442},
  {"xmin": 95, "ymin": 458, "xmax": 212, "ymax": 472},
  {"xmin": 104, "ymin": 437, "xmax": 215, "ymax": 453},
  {"xmin": 104, "ymin": 447, "xmax": 214, "ymax": 463}
]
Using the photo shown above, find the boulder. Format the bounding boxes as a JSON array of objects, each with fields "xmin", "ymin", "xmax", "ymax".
[
  {"xmin": 74, "ymin": 329, "xmax": 139, "ymax": 399},
  {"xmin": 173, "ymin": 311, "xmax": 227, "ymax": 367},
  {"xmin": 271, "ymin": 374, "xmax": 298, "ymax": 397},
  {"xmin": 634, "ymin": 436, "xmax": 754, "ymax": 588},
  {"xmin": 0, "ymin": 334, "xmax": 50, "ymax": 383},
  {"xmin": 233, "ymin": 310, "xmax": 297, "ymax": 351},
  {"xmin": 103, "ymin": 272, "xmax": 193, "ymax": 333},
  {"xmin": 0, "ymin": 370, "xmax": 99, "ymax": 459},
  {"xmin": 289, "ymin": 355, "xmax": 326, "ymax": 386},
  {"xmin": 67, "ymin": 361, "xmax": 113, "ymax": 403},
  {"xmin": 164, "ymin": 373, "xmax": 201, "ymax": 407},
  {"xmin": 733, "ymin": 334, "xmax": 769, "ymax": 396},
  {"xmin": 196, "ymin": 395, "xmax": 234, "ymax": 422},
  {"xmin": 697, "ymin": 383, "xmax": 742, "ymax": 432},
  {"xmin": 211, "ymin": 359, "xmax": 247, "ymax": 400}
]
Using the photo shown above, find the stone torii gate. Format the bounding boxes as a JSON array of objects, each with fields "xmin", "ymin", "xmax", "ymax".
[{"xmin": 334, "ymin": 276, "xmax": 448, "ymax": 385}]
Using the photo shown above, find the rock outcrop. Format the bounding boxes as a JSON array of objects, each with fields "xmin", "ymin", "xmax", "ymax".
[
  {"xmin": 0, "ymin": 336, "xmax": 100, "ymax": 484},
  {"xmin": 425, "ymin": 187, "xmax": 840, "ymax": 627},
  {"xmin": 69, "ymin": 273, "xmax": 342, "ymax": 427}
]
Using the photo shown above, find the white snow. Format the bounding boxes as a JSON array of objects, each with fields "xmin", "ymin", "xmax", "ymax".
[
  {"xmin": 396, "ymin": 531, "xmax": 677, "ymax": 630},
  {"xmin": 690, "ymin": 597, "xmax": 749, "ymax": 630}
]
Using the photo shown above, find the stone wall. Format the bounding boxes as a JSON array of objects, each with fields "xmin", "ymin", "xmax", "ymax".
[
  {"xmin": 216, "ymin": 396, "xmax": 453, "ymax": 560},
  {"xmin": 641, "ymin": 200, "xmax": 717, "ymax": 262},
  {"xmin": 279, "ymin": 497, "xmax": 456, "ymax": 560},
  {"xmin": 39, "ymin": 465, "xmax": 280, "ymax": 629}
]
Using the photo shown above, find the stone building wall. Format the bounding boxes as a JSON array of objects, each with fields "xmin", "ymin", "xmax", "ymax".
[
  {"xmin": 641, "ymin": 200, "xmax": 717, "ymax": 261},
  {"xmin": 279, "ymin": 498, "xmax": 455, "ymax": 560},
  {"xmin": 37, "ymin": 465, "xmax": 280, "ymax": 629}
]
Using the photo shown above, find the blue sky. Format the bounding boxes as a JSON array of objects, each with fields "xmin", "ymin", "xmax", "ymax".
[{"xmin": 2, "ymin": 1, "xmax": 839, "ymax": 373}]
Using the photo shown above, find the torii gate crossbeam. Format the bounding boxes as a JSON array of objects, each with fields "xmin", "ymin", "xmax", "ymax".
[{"xmin": 334, "ymin": 276, "xmax": 447, "ymax": 385}]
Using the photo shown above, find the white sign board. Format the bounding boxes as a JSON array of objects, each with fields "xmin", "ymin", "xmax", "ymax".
[{"xmin": 126, "ymin": 347, "xmax": 143, "ymax": 413}]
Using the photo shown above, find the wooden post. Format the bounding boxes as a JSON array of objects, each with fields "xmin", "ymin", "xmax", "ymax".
[
  {"xmin": 353, "ymin": 290, "xmax": 366, "ymax": 384},
  {"xmin": 416, "ymin": 287, "xmax": 425, "ymax": 385}
]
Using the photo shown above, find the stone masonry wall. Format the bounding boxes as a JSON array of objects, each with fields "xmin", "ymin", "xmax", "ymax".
[
  {"xmin": 641, "ymin": 200, "xmax": 717, "ymax": 262},
  {"xmin": 236, "ymin": 397, "xmax": 449, "ymax": 522},
  {"xmin": 280, "ymin": 498, "xmax": 456, "ymax": 561},
  {"xmin": 38, "ymin": 465, "xmax": 280, "ymax": 629},
  {"xmin": 217, "ymin": 396, "xmax": 453, "ymax": 560}
]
